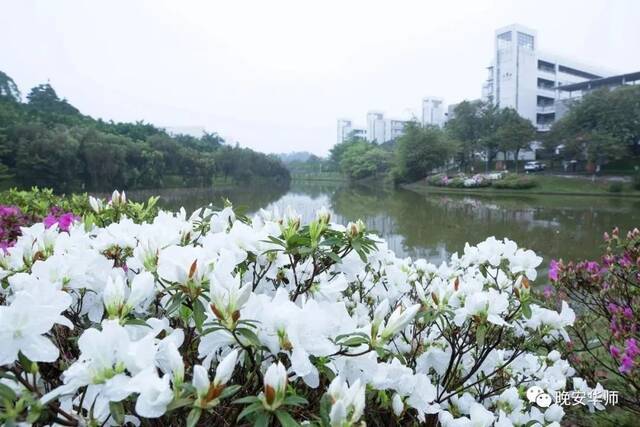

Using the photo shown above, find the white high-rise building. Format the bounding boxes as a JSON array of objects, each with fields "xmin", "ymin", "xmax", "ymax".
[
  {"xmin": 366, "ymin": 111, "xmax": 410, "ymax": 143},
  {"xmin": 422, "ymin": 97, "xmax": 446, "ymax": 127},
  {"xmin": 482, "ymin": 24, "xmax": 613, "ymax": 131},
  {"xmin": 337, "ymin": 119, "xmax": 366, "ymax": 143}
]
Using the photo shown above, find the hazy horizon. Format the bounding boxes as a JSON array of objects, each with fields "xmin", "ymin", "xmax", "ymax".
[{"xmin": 2, "ymin": 0, "xmax": 639, "ymax": 156}]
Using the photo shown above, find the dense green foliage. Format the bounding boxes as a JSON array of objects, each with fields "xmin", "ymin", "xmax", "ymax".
[
  {"xmin": 0, "ymin": 187, "xmax": 159, "ymax": 224},
  {"xmin": 328, "ymin": 136, "xmax": 393, "ymax": 180},
  {"xmin": 546, "ymin": 85, "xmax": 640, "ymax": 166},
  {"xmin": 0, "ymin": 71, "xmax": 290, "ymax": 191},
  {"xmin": 492, "ymin": 174, "xmax": 538, "ymax": 189},
  {"xmin": 393, "ymin": 122, "xmax": 456, "ymax": 183}
]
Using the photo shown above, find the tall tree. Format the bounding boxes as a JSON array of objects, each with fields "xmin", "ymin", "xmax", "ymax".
[
  {"xmin": 26, "ymin": 83, "xmax": 80, "ymax": 116},
  {"xmin": 495, "ymin": 109, "xmax": 536, "ymax": 173},
  {"xmin": 445, "ymin": 100, "xmax": 498, "ymax": 171},
  {"xmin": 547, "ymin": 85, "xmax": 640, "ymax": 162},
  {"xmin": 394, "ymin": 121, "xmax": 456, "ymax": 183},
  {"xmin": 0, "ymin": 71, "xmax": 21, "ymax": 102}
]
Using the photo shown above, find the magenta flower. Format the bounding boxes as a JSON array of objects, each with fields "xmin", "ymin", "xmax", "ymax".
[
  {"xmin": 43, "ymin": 214, "xmax": 58, "ymax": 229},
  {"xmin": 619, "ymin": 355, "xmax": 634, "ymax": 374},
  {"xmin": 543, "ymin": 286, "xmax": 554, "ymax": 299},
  {"xmin": 610, "ymin": 345, "xmax": 621, "ymax": 359},
  {"xmin": 585, "ymin": 261, "xmax": 600, "ymax": 275},
  {"xmin": 626, "ymin": 338, "xmax": 639, "ymax": 357},
  {"xmin": 548, "ymin": 259, "xmax": 560, "ymax": 282},
  {"xmin": 43, "ymin": 209, "xmax": 79, "ymax": 232}
]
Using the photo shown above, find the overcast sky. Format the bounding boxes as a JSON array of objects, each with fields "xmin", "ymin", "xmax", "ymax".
[{"xmin": 2, "ymin": 0, "xmax": 639, "ymax": 155}]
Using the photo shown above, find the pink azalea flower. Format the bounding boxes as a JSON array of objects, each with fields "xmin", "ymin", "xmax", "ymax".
[{"xmin": 548, "ymin": 259, "xmax": 560, "ymax": 281}]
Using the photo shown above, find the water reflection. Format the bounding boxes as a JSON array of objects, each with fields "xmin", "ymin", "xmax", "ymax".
[{"xmin": 125, "ymin": 182, "xmax": 640, "ymax": 269}]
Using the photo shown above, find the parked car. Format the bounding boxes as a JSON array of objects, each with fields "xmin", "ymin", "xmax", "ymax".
[{"xmin": 524, "ymin": 161, "xmax": 545, "ymax": 172}]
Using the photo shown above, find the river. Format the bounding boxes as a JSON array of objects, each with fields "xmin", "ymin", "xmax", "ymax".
[{"xmin": 124, "ymin": 182, "xmax": 640, "ymax": 273}]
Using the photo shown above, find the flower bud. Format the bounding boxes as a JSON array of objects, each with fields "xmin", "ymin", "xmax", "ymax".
[
  {"xmin": 213, "ymin": 349, "xmax": 239, "ymax": 387},
  {"xmin": 316, "ymin": 206, "xmax": 331, "ymax": 224},
  {"xmin": 261, "ymin": 362, "xmax": 288, "ymax": 410},
  {"xmin": 380, "ymin": 304, "xmax": 420, "ymax": 341},
  {"xmin": 89, "ymin": 196, "xmax": 103, "ymax": 213}
]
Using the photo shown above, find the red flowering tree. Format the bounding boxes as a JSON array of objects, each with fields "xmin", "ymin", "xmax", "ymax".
[{"xmin": 551, "ymin": 227, "xmax": 640, "ymax": 415}]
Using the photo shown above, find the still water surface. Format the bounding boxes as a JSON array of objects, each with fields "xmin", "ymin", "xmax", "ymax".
[{"xmin": 125, "ymin": 182, "xmax": 640, "ymax": 273}]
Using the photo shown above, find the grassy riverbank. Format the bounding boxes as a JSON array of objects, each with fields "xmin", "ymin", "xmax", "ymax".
[{"xmin": 405, "ymin": 174, "xmax": 640, "ymax": 197}]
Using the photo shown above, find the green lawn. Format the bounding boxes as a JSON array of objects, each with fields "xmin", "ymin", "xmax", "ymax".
[{"xmin": 407, "ymin": 174, "xmax": 640, "ymax": 197}]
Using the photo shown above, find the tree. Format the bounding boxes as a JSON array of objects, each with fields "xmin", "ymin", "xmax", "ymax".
[
  {"xmin": 495, "ymin": 109, "xmax": 536, "ymax": 173},
  {"xmin": 547, "ymin": 85, "xmax": 640, "ymax": 163},
  {"xmin": 339, "ymin": 142, "xmax": 392, "ymax": 180},
  {"xmin": 0, "ymin": 70, "xmax": 290, "ymax": 190},
  {"xmin": 445, "ymin": 100, "xmax": 499, "ymax": 171},
  {"xmin": 26, "ymin": 83, "xmax": 80, "ymax": 116},
  {"xmin": 394, "ymin": 121, "xmax": 455, "ymax": 183},
  {"xmin": 0, "ymin": 71, "xmax": 21, "ymax": 102}
]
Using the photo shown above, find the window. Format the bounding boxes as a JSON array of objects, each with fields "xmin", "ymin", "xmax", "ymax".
[
  {"xmin": 537, "ymin": 78, "xmax": 555, "ymax": 89},
  {"xmin": 497, "ymin": 31, "xmax": 512, "ymax": 50},
  {"xmin": 497, "ymin": 31, "xmax": 511, "ymax": 41},
  {"xmin": 517, "ymin": 32, "xmax": 534, "ymax": 50},
  {"xmin": 538, "ymin": 60, "xmax": 555, "ymax": 73}
]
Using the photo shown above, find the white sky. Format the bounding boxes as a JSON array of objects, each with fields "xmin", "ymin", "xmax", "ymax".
[{"xmin": 2, "ymin": 0, "xmax": 639, "ymax": 156}]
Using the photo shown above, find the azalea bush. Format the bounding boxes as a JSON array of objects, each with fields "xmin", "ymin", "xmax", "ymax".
[
  {"xmin": 0, "ymin": 193, "xmax": 603, "ymax": 426},
  {"xmin": 0, "ymin": 188, "xmax": 159, "ymax": 249},
  {"xmin": 550, "ymin": 227, "xmax": 640, "ymax": 415},
  {"xmin": 0, "ymin": 205, "xmax": 33, "ymax": 251},
  {"xmin": 427, "ymin": 173, "xmax": 504, "ymax": 189}
]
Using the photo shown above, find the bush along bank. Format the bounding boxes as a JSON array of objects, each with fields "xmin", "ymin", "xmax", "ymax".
[
  {"xmin": 427, "ymin": 172, "xmax": 537, "ymax": 190},
  {"xmin": 0, "ymin": 188, "xmax": 614, "ymax": 426}
]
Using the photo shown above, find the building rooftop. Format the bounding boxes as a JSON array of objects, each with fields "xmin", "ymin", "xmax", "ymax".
[{"xmin": 557, "ymin": 71, "xmax": 640, "ymax": 92}]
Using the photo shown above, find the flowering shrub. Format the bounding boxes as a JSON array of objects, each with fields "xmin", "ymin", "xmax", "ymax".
[
  {"xmin": 0, "ymin": 205, "xmax": 32, "ymax": 252},
  {"xmin": 550, "ymin": 227, "xmax": 640, "ymax": 414},
  {"xmin": 427, "ymin": 173, "xmax": 505, "ymax": 189},
  {"xmin": 0, "ymin": 195, "xmax": 600, "ymax": 426}
]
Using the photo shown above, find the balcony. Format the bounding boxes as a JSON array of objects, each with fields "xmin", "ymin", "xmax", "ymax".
[
  {"xmin": 537, "ymin": 123, "xmax": 552, "ymax": 132},
  {"xmin": 537, "ymin": 105, "xmax": 555, "ymax": 114},
  {"xmin": 537, "ymin": 67, "xmax": 556, "ymax": 78},
  {"xmin": 537, "ymin": 87, "xmax": 556, "ymax": 97}
]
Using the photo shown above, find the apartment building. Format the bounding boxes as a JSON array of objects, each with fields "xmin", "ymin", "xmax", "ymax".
[
  {"xmin": 482, "ymin": 24, "xmax": 613, "ymax": 131},
  {"xmin": 337, "ymin": 119, "xmax": 367, "ymax": 143},
  {"xmin": 422, "ymin": 97, "xmax": 446, "ymax": 127},
  {"xmin": 555, "ymin": 70, "xmax": 640, "ymax": 120}
]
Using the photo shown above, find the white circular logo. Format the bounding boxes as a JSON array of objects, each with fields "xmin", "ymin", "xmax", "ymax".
[{"xmin": 526, "ymin": 386, "xmax": 552, "ymax": 408}]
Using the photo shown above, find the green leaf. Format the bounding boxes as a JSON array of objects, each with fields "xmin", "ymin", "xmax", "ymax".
[
  {"xmin": 26, "ymin": 403, "xmax": 42, "ymax": 423},
  {"xmin": 326, "ymin": 252, "xmax": 342, "ymax": 263},
  {"xmin": 521, "ymin": 301, "xmax": 532, "ymax": 319},
  {"xmin": 275, "ymin": 410, "xmax": 300, "ymax": 427},
  {"xmin": 186, "ymin": 407, "xmax": 202, "ymax": 427},
  {"xmin": 219, "ymin": 385, "xmax": 241, "ymax": 400},
  {"xmin": 165, "ymin": 397, "xmax": 193, "ymax": 411},
  {"xmin": 18, "ymin": 352, "xmax": 37, "ymax": 374},
  {"xmin": 236, "ymin": 327, "xmax": 262, "ymax": 348},
  {"xmin": 0, "ymin": 382, "xmax": 17, "ymax": 402},
  {"xmin": 233, "ymin": 395, "xmax": 261, "ymax": 405},
  {"xmin": 124, "ymin": 318, "xmax": 151, "ymax": 327},
  {"xmin": 476, "ymin": 323, "xmax": 487, "ymax": 347},
  {"xmin": 109, "ymin": 401, "xmax": 125, "ymax": 425},
  {"xmin": 283, "ymin": 395, "xmax": 308, "ymax": 407},
  {"xmin": 237, "ymin": 401, "xmax": 264, "ymax": 421},
  {"xmin": 255, "ymin": 411, "xmax": 271, "ymax": 427},
  {"xmin": 165, "ymin": 293, "xmax": 186, "ymax": 315},
  {"xmin": 319, "ymin": 394, "xmax": 332, "ymax": 425},
  {"xmin": 342, "ymin": 336, "xmax": 369, "ymax": 347},
  {"xmin": 193, "ymin": 299, "xmax": 206, "ymax": 332}
]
